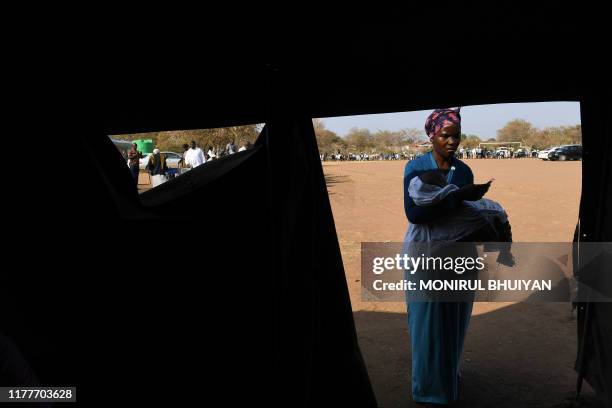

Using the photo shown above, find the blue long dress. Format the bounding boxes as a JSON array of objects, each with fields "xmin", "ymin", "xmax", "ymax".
[{"xmin": 403, "ymin": 151, "xmax": 475, "ymax": 405}]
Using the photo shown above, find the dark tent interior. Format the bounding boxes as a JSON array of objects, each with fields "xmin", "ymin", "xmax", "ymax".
[{"xmin": 2, "ymin": 5, "xmax": 610, "ymax": 407}]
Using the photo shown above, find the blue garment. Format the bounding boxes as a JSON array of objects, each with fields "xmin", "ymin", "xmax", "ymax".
[
  {"xmin": 403, "ymin": 151, "xmax": 474, "ymax": 405},
  {"xmin": 404, "ymin": 152, "xmax": 473, "ymax": 224}
]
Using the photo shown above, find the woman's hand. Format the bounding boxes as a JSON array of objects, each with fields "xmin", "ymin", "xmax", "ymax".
[{"xmin": 457, "ymin": 181, "xmax": 492, "ymax": 201}]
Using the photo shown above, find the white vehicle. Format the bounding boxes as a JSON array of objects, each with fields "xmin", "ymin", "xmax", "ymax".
[
  {"xmin": 139, "ymin": 151, "xmax": 182, "ymax": 170},
  {"xmin": 538, "ymin": 147, "xmax": 559, "ymax": 160}
]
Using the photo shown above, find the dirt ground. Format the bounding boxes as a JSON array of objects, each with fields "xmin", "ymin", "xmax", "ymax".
[
  {"xmin": 137, "ymin": 172, "xmax": 153, "ymax": 193},
  {"xmin": 322, "ymin": 158, "xmax": 599, "ymax": 407}
]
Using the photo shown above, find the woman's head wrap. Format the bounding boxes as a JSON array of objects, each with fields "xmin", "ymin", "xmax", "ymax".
[{"xmin": 425, "ymin": 107, "xmax": 461, "ymax": 140}]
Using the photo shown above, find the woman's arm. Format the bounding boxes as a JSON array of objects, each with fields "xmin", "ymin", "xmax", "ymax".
[
  {"xmin": 403, "ymin": 169, "xmax": 464, "ymax": 224},
  {"xmin": 404, "ymin": 190, "xmax": 463, "ymax": 224}
]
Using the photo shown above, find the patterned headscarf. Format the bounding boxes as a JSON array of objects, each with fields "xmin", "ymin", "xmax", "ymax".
[{"xmin": 425, "ymin": 107, "xmax": 461, "ymax": 140}]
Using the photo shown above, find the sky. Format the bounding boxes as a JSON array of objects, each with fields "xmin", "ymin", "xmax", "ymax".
[{"xmin": 317, "ymin": 102, "xmax": 581, "ymax": 140}]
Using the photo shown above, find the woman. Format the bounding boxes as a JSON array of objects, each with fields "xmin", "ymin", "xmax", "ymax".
[
  {"xmin": 127, "ymin": 143, "xmax": 142, "ymax": 185},
  {"xmin": 403, "ymin": 108, "xmax": 491, "ymax": 405}
]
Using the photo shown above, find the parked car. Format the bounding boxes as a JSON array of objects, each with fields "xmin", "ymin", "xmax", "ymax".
[
  {"xmin": 514, "ymin": 148, "xmax": 527, "ymax": 158},
  {"xmin": 139, "ymin": 151, "xmax": 182, "ymax": 170},
  {"xmin": 548, "ymin": 145, "xmax": 582, "ymax": 161},
  {"xmin": 538, "ymin": 147, "xmax": 559, "ymax": 160}
]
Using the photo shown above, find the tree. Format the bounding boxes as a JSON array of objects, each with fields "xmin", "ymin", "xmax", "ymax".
[
  {"xmin": 494, "ymin": 119, "xmax": 581, "ymax": 150},
  {"xmin": 344, "ymin": 127, "xmax": 373, "ymax": 152},
  {"xmin": 312, "ymin": 118, "xmax": 326, "ymax": 134},
  {"xmin": 343, "ymin": 127, "xmax": 427, "ymax": 154},
  {"xmin": 115, "ymin": 125, "xmax": 262, "ymax": 154},
  {"xmin": 497, "ymin": 119, "xmax": 537, "ymax": 145},
  {"xmin": 312, "ymin": 119, "xmax": 342, "ymax": 153},
  {"xmin": 562, "ymin": 124, "xmax": 582, "ymax": 145},
  {"xmin": 535, "ymin": 125, "xmax": 581, "ymax": 149},
  {"xmin": 372, "ymin": 130, "xmax": 398, "ymax": 152},
  {"xmin": 317, "ymin": 130, "xmax": 342, "ymax": 151},
  {"xmin": 398, "ymin": 128, "xmax": 426, "ymax": 145},
  {"xmin": 460, "ymin": 134, "xmax": 482, "ymax": 148}
]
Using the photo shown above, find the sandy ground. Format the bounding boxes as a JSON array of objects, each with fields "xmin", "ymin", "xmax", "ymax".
[
  {"xmin": 137, "ymin": 172, "xmax": 153, "ymax": 193},
  {"xmin": 322, "ymin": 158, "xmax": 599, "ymax": 407}
]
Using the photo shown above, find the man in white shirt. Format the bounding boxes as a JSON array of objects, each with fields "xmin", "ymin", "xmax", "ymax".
[
  {"xmin": 226, "ymin": 140, "xmax": 237, "ymax": 155},
  {"xmin": 185, "ymin": 140, "xmax": 206, "ymax": 168}
]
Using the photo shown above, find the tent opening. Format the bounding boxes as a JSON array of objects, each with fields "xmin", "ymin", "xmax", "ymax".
[
  {"xmin": 313, "ymin": 101, "xmax": 590, "ymax": 408},
  {"xmin": 110, "ymin": 123, "xmax": 264, "ymax": 194}
]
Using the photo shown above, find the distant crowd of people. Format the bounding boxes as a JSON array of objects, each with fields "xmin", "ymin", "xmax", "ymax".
[
  {"xmin": 321, "ymin": 152, "xmax": 414, "ymax": 161},
  {"xmin": 321, "ymin": 147, "xmax": 539, "ymax": 162},
  {"xmin": 179, "ymin": 139, "xmax": 253, "ymax": 168},
  {"xmin": 441, "ymin": 146, "xmax": 541, "ymax": 159},
  {"xmin": 126, "ymin": 139, "xmax": 254, "ymax": 188},
  {"xmin": 445, "ymin": 147, "xmax": 537, "ymax": 159}
]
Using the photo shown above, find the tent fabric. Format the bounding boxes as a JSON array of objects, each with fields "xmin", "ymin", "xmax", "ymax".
[
  {"xmin": 0, "ymin": 333, "xmax": 39, "ymax": 387},
  {"xmin": 7, "ymin": 93, "xmax": 610, "ymax": 407},
  {"xmin": 574, "ymin": 94, "xmax": 612, "ymax": 407},
  {"xmin": 2, "ymin": 117, "xmax": 375, "ymax": 406},
  {"xmin": 86, "ymin": 100, "xmax": 611, "ymax": 407},
  {"xmin": 4, "ymin": 14, "xmax": 611, "ymax": 406}
]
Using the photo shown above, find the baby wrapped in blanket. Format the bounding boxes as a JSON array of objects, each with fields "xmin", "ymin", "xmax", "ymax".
[{"xmin": 405, "ymin": 169, "xmax": 514, "ymax": 264}]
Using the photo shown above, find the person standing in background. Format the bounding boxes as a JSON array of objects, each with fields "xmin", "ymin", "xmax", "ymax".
[
  {"xmin": 207, "ymin": 146, "xmax": 217, "ymax": 160},
  {"xmin": 146, "ymin": 148, "xmax": 169, "ymax": 187},
  {"xmin": 127, "ymin": 143, "xmax": 142, "ymax": 185},
  {"xmin": 179, "ymin": 144, "xmax": 189, "ymax": 166},
  {"xmin": 177, "ymin": 144, "xmax": 190, "ymax": 175},
  {"xmin": 185, "ymin": 140, "xmax": 206, "ymax": 168},
  {"xmin": 226, "ymin": 139, "xmax": 237, "ymax": 155}
]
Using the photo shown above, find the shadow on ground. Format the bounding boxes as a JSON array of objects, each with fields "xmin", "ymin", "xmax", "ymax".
[
  {"xmin": 324, "ymin": 174, "xmax": 351, "ymax": 192},
  {"xmin": 353, "ymin": 302, "xmax": 601, "ymax": 408}
]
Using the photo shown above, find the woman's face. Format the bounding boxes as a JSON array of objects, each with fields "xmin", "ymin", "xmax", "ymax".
[{"xmin": 432, "ymin": 124, "xmax": 461, "ymax": 159}]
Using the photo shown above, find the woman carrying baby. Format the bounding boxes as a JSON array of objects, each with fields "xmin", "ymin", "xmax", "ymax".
[{"xmin": 403, "ymin": 108, "xmax": 492, "ymax": 406}]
